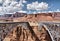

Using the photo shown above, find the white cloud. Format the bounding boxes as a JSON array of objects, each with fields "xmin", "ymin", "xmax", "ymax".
[
  {"xmin": 33, "ymin": 11, "xmax": 37, "ymax": 14},
  {"xmin": 0, "ymin": 0, "xmax": 27, "ymax": 14},
  {"xmin": 56, "ymin": 9, "xmax": 60, "ymax": 12},
  {"xmin": 22, "ymin": 0, "xmax": 27, "ymax": 3},
  {"xmin": 0, "ymin": 7, "xmax": 3, "ymax": 12},
  {"xmin": 0, "ymin": 0, "xmax": 3, "ymax": 4},
  {"xmin": 19, "ymin": 0, "xmax": 27, "ymax": 4},
  {"xmin": 17, "ymin": 10, "xmax": 27, "ymax": 13},
  {"xmin": 10, "ymin": 1, "xmax": 18, "ymax": 6},
  {"xmin": 27, "ymin": 1, "xmax": 48, "ymax": 11}
]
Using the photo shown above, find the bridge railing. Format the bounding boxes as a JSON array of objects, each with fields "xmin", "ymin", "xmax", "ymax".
[{"xmin": 39, "ymin": 22, "xmax": 60, "ymax": 41}]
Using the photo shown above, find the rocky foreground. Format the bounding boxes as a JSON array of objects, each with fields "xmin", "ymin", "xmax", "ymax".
[{"xmin": 3, "ymin": 22, "xmax": 52, "ymax": 41}]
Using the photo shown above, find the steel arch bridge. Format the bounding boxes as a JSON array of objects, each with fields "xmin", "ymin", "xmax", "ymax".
[{"xmin": 0, "ymin": 22, "xmax": 60, "ymax": 41}]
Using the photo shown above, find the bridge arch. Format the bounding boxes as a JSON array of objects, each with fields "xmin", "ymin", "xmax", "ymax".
[
  {"xmin": 39, "ymin": 24, "xmax": 54, "ymax": 41},
  {"xmin": 0, "ymin": 22, "xmax": 53, "ymax": 41}
]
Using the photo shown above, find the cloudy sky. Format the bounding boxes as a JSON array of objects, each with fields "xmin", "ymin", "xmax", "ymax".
[{"xmin": 0, "ymin": 0, "xmax": 60, "ymax": 14}]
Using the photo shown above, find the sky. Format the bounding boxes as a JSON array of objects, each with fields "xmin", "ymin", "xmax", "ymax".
[{"xmin": 0, "ymin": 0, "xmax": 60, "ymax": 14}]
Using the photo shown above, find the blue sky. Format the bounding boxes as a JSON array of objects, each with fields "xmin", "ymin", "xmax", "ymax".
[
  {"xmin": 0, "ymin": 0, "xmax": 60, "ymax": 14},
  {"xmin": 43, "ymin": 0, "xmax": 60, "ymax": 11},
  {"xmin": 26, "ymin": 0, "xmax": 60, "ymax": 11}
]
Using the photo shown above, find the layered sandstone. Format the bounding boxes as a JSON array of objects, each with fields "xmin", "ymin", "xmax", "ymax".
[{"xmin": 13, "ymin": 13, "xmax": 53, "ymax": 22}]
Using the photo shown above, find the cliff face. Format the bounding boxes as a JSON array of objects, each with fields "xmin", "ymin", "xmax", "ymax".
[
  {"xmin": 13, "ymin": 12, "xmax": 60, "ymax": 22},
  {"xmin": 0, "ymin": 12, "xmax": 60, "ymax": 22},
  {"xmin": 13, "ymin": 13, "xmax": 53, "ymax": 22},
  {"xmin": 3, "ymin": 22, "xmax": 52, "ymax": 41}
]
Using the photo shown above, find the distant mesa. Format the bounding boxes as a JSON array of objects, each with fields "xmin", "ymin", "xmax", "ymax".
[{"xmin": 0, "ymin": 12, "xmax": 60, "ymax": 22}]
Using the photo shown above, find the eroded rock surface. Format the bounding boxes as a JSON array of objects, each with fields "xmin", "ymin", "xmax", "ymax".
[{"xmin": 3, "ymin": 23, "xmax": 52, "ymax": 41}]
